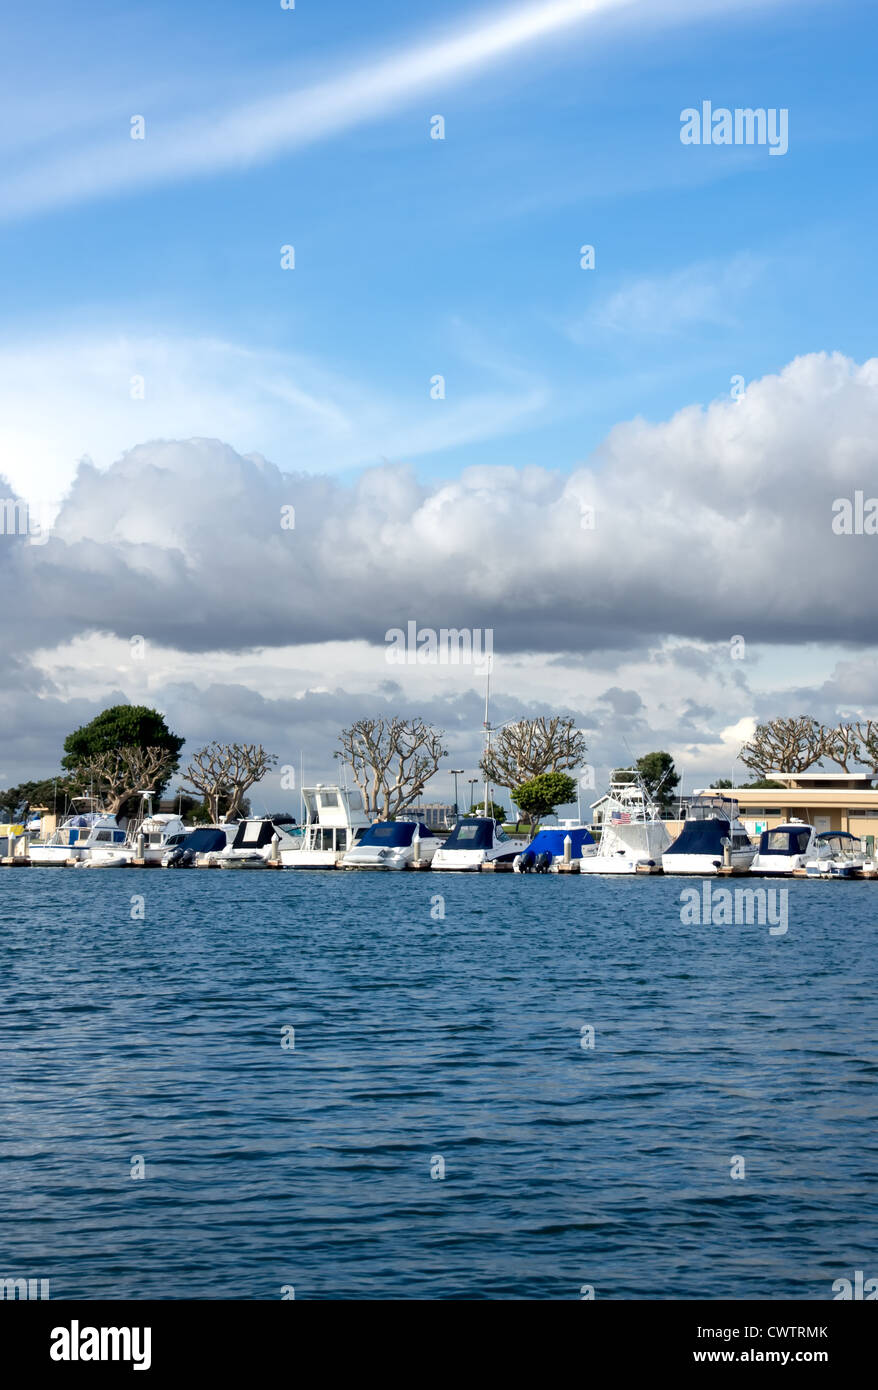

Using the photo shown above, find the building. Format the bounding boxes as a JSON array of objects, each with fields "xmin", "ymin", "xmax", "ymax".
[
  {"xmin": 399, "ymin": 802, "xmax": 455, "ymax": 829},
  {"xmin": 701, "ymin": 772, "xmax": 878, "ymax": 842}
]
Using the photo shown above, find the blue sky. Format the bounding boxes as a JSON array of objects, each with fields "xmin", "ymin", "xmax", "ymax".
[{"xmin": 2, "ymin": 0, "xmax": 876, "ymax": 491}]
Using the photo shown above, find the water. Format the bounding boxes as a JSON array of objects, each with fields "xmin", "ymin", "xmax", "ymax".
[{"xmin": 1, "ymin": 868, "xmax": 876, "ymax": 1300}]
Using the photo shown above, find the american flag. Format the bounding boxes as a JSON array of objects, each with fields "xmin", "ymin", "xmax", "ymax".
[{"xmin": 611, "ymin": 811, "xmax": 631, "ymax": 824}]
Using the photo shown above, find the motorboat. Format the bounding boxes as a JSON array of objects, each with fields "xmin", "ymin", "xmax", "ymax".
[
  {"xmin": 514, "ymin": 823, "xmax": 596, "ymax": 872},
  {"xmin": 662, "ymin": 793, "xmax": 755, "ymax": 875},
  {"xmin": 579, "ymin": 772, "xmax": 671, "ymax": 874},
  {"xmin": 804, "ymin": 831, "xmax": 866, "ymax": 879},
  {"xmin": 749, "ymin": 819, "xmax": 817, "ymax": 875},
  {"xmin": 432, "ymin": 817, "xmax": 527, "ymax": 871},
  {"xmin": 30, "ymin": 802, "xmax": 127, "ymax": 865},
  {"xmin": 79, "ymin": 795, "xmax": 187, "ymax": 867},
  {"xmin": 162, "ymin": 825, "xmax": 235, "ymax": 867},
  {"xmin": 342, "ymin": 818, "xmax": 441, "ymax": 870},
  {"xmin": 219, "ymin": 815, "xmax": 299, "ymax": 869},
  {"xmin": 280, "ymin": 786, "xmax": 371, "ymax": 868}
]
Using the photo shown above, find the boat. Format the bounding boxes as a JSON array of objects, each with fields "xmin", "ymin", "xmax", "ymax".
[
  {"xmin": 162, "ymin": 826, "xmax": 235, "ymax": 868},
  {"xmin": 661, "ymin": 793, "xmax": 756, "ymax": 875},
  {"xmin": 579, "ymin": 771, "xmax": 671, "ymax": 874},
  {"xmin": 804, "ymin": 831, "xmax": 866, "ymax": 879},
  {"xmin": 341, "ymin": 818, "xmax": 441, "ymax": 870},
  {"xmin": 78, "ymin": 795, "xmax": 187, "ymax": 867},
  {"xmin": 431, "ymin": 817, "xmax": 528, "ymax": 871},
  {"xmin": 513, "ymin": 823, "xmax": 596, "ymax": 872},
  {"xmin": 0, "ymin": 823, "xmax": 27, "ymax": 858},
  {"xmin": 749, "ymin": 818, "xmax": 818, "ymax": 875},
  {"xmin": 280, "ymin": 786, "xmax": 371, "ymax": 868},
  {"xmin": 30, "ymin": 801, "xmax": 128, "ymax": 865},
  {"xmin": 218, "ymin": 815, "xmax": 299, "ymax": 869}
]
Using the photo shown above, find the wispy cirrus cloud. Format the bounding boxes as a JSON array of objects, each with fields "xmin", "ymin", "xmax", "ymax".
[{"xmin": 569, "ymin": 254, "xmax": 767, "ymax": 340}]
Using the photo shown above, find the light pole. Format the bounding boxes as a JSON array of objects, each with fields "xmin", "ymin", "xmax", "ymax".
[
  {"xmin": 467, "ymin": 778, "xmax": 479, "ymax": 812},
  {"xmin": 449, "ymin": 770, "xmax": 464, "ymax": 823}
]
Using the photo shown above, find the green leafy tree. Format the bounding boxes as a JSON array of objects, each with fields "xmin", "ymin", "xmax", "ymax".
[
  {"xmin": 62, "ymin": 705, "xmax": 184, "ymax": 812},
  {"xmin": 470, "ymin": 799, "xmax": 506, "ymax": 821},
  {"xmin": 513, "ymin": 772, "xmax": 578, "ymax": 832}
]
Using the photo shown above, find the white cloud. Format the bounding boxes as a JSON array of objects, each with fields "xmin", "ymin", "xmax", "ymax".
[{"xmin": 572, "ymin": 254, "xmax": 766, "ymax": 339}]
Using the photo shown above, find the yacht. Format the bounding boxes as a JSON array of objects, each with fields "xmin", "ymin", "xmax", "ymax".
[
  {"xmin": 804, "ymin": 831, "xmax": 866, "ymax": 879},
  {"xmin": 79, "ymin": 795, "xmax": 187, "ymax": 867},
  {"xmin": 432, "ymin": 817, "xmax": 527, "ymax": 871},
  {"xmin": 218, "ymin": 815, "xmax": 299, "ymax": 869},
  {"xmin": 514, "ymin": 823, "xmax": 596, "ymax": 872},
  {"xmin": 30, "ymin": 802, "xmax": 127, "ymax": 865},
  {"xmin": 342, "ymin": 818, "xmax": 441, "ymax": 870},
  {"xmin": 749, "ymin": 819, "xmax": 817, "ymax": 875},
  {"xmin": 280, "ymin": 786, "xmax": 371, "ymax": 868},
  {"xmin": 662, "ymin": 793, "xmax": 755, "ymax": 875},
  {"xmin": 579, "ymin": 772, "xmax": 671, "ymax": 874},
  {"xmin": 162, "ymin": 826, "xmax": 235, "ymax": 867}
]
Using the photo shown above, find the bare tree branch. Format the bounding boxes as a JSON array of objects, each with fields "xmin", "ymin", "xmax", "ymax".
[{"xmin": 337, "ymin": 717, "xmax": 447, "ymax": 819}]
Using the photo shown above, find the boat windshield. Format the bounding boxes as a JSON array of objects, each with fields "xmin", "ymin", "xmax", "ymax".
[
  {"xmin": 358, "ymin": 822, "xmax": 428, "ymax": 848},
  {"xmin": 762, "ymin": 829, "xmax": 812, "ymax": 854}
]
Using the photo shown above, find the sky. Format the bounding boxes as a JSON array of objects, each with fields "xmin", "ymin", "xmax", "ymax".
[{"xmin": 1, "ymin": 0, "xmax": 877, "ymax": 810}]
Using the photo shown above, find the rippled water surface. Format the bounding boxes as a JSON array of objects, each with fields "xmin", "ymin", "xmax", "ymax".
[{"xmin": 1, "ymin": 868, "xmax": 876, "ymax": 1299}]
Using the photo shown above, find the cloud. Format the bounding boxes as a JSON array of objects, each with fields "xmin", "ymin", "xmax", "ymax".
[
  {"xmin": 572, "ymin": 255, "xmax": 766, "ymax": 339},
  {"xmin": 4, "ymin": 352, "xmax": 878, "ymax": 661},
  {"xmin": 1, "ymin": 0, "xmax": 640, "ymax": 222}
]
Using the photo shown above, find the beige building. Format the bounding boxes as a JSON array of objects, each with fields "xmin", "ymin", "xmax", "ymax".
[{"xmin": 702, "ymin": 773, "xmax": 878, "ymax": 843}]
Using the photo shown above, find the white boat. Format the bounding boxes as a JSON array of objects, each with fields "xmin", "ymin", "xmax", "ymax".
[
  {"xmin": 432, "ymin": 817, "xmax": 527, "ymax": 871},
  {"xmin": 662, "ymin": 793, "xmax": 755, "ymax": 875},
  {"xmin": 280, "ymin": 786, "xmax": 371, "ymax": 868},
  {"xmin": 749, "ymin": 818, "xmax": 817, "ymax": 875},
  {"xmin": 579, "ymin": 772, "xmax": 670, "ymax": 874},
  {"xmin": 342, "ymin": 818, "xmax": 441, "ymax": 870},
  {"xmin": 218, "ymin": 815, "xmax": 300, "ymax": 869},
  {"xmin": 804, "ymin": 831, "xmax": 866, "ymax": 879},
  {"xmin": 79, "ymin": 795, "xmax": 187, "ymax": 867},
  {"xmin": 30, "ymin": 802, "xmax": 127, "ymax": 865},
  {"xmin": 513, "ymin": 822, "xmax": 597, "ymax": 872}
]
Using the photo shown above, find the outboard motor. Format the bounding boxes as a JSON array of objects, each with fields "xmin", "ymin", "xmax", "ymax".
[
  {"xmin": 517, "ymin": 850, "xmax": 536, "ymax": 873},
  {"xmin": 534, "ymin": 851, "xmax": 553, "ymax": 873},
  {"xmin": 165, "ymin": 846, "xmax": 185, "ymax": 867}
]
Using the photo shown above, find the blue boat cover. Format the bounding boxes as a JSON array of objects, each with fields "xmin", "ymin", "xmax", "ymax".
[
  {"xmin": 664, "ymin": 818, "xmax": 730, "ymax": 856},
  {"xmin": 359, "ymin": 822, "xmax": 433, "ymax": 847},
  {"xmin": 442, "ymin": 818, "xmax": 497, "ymax": 850},
  {"xmin": 522, "ymin": 827, "xmax": 595, "ymax": 858},
  {"xmin": 759, "ymin": 827, "xmax": 812, "ymax": 855},
  {"xmin": 180, "ymin": 828, "xmax": 228, "ymax": 853}
]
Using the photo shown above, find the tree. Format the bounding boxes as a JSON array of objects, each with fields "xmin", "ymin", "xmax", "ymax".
[
  {"xmin": 819, "ymin": 721, "xmax": 861, "ymax": 772},
  {"xmin": 62, "ymin": 706, "xmax": 183, "ymax": 802},
  {"xmin": 469, "ymin": 799, "xmax": 507, "ymax": 821},
  {"xmin": 337, "ymin": 717, "xmax": 447, "ymax": 820},
  {"xmin": 855, "ymin": 721, "xmax": 878, "ymax": 777},
  {"xmin": 183, "ymin": 743, "xmax": 278, "ymax": 821},
  {"xmin": 0, "ymin": 777, "xmax": 74, "ymax": 820},
  {"xmin": 713, "ymin": 779, "xmax": 734, "ymax": 788},
  {"xmin": 738, "ymin": 716, "xmax": 823, "ymax": 776},
  {"xmin": 480, "ymin": 717, "xmax": 586, "ymax": 789},
  {"xmin": 70, "ymin": 746, "xmax": 182, "ymax": 816},
  {"xmin": 513, "ymin": 772, "xmax": 578, "ymax": 832},
  {"xmin": 740, "ymin": 778, "xmax": 785, "ymax": 789},
  {"xmin": 631, "ymin": 752, "xmax": 680, "ymax": 812}
]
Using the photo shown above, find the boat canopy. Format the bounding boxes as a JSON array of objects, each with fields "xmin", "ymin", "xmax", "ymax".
[
  {"xmin": 230, "ymin": 819, "xmax": 280, "ymax": 849},
  {"xmin": 442, "ymin": 817, "xmax": 502, "ymax": 850},
  {"xmin": 180, "ymin": 828, "xmax": 228, "ymax": 854},
  {"xmin": 664, "ymin": 819, "xmax": 729, "ymax": 857},
  {"xmin": 523, "ymin": 827, "xmax": 595, "ymax": 858},
  {"xmin": 759, "ymin": 826, "xmax": 812, "ymax": 855},
  {"xmin": 815, "ymin": 831, "xmax": 861, "ymax": 851},
  {"xmin": 358, "ymin": 821, "xmax": 433, "ymax": 848},
  {"xmin": 686, "ymin": 794, "xmax": 739, "ymax": 822}
]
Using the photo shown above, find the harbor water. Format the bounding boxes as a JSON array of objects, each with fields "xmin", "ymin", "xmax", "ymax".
[{"xmin": 1, "ymin": 869, "xmax": 876, "ymax": 1299}]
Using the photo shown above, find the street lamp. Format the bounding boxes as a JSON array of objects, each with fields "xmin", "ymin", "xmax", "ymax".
[
  {"xmin": 449, "ymin": 770, "xmax": 464, "ymax": 822},
  {"xmin": 467, "ymin": 778, "xmax": 479, "ymax": 812}
]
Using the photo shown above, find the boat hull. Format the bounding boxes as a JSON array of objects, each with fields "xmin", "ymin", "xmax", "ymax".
[{"xmin": 662, "ymin": 849, "xmax": 756, "ymax": 875}]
